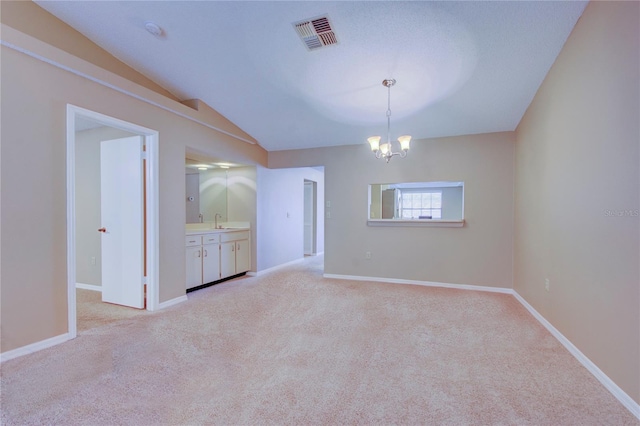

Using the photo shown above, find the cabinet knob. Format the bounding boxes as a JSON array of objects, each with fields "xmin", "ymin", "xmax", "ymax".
[
  {"xmin": 204, "ymin": 249, "xmax": 207, "ymax": 257},
  {"xmin": 197, "ymin": 250, "xmax": 201, "ymax": 258},
  {"xmin": 98, "ymin": 227, "xmax": 107, "ymax": 233}
]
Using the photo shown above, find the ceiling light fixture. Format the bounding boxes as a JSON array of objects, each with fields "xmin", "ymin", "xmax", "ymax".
[
  {"xmin": 367, "ymin": 79, "xmax": 411, "ymax": 163},
  {"xmin": 144, "ymin": 21, "xmax": 164, "ymax": 37}
]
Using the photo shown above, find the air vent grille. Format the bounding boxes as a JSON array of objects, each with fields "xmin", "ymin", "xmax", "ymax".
[
  {"xmin": 312, "ymin": 17, "xmax": 331, "ymax": 33},
  {"xmin": 293, "ymin": 14, "xmax": 338, "ymax": 51}
]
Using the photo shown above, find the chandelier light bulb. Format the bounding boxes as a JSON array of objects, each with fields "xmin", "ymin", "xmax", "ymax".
[
  {"xmin": 367, "ymin": 136, "xmax": 381, "ymax": 152},
  {"xmin": 398, "ymin": 135, "xmax": 412, "ymax": 151}
]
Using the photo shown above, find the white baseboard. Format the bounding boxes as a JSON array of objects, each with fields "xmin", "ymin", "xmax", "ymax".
[
  {"xmin": 512, "ymin": 291, "xmax": 640, "ymax": 420},
  {"xmin": 76, "ymin": 282, "xmax": 102, "ymax": 292},
  {"xmin": 157, "ymin": 295, "xmax": 188, "ymax": 310},
  {"xmin": 323, "ymin": 273, "xmax": 512, "ymax": 294},
  {"xmin": 249, "ymin": 258, "xmax": 306, "ymax": 277},
  {"xmin": 0, "ymin": 333, "xmax": 71, "ymax": 363}
]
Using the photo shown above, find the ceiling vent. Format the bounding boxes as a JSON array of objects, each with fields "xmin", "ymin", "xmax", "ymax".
[{"xmin": 293, "ymin": 15, "xmax": 338, "ymax": 51}]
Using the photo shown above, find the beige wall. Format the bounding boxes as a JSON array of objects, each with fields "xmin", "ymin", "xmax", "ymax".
[
  {"xmin": 514, "ymin": 1, "xmax": 639, "ymax": 403},
  {"xmin": 270, "ymin": 132, "xmax": 515, "ymax": 288},
  {"xmin": 0, "ymin": 41, "xmax": 267, "ymax": 352}
]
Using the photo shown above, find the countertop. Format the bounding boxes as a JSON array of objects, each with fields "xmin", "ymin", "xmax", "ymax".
[
  {"xmin": 185, "ymin": 226, "xmax": 250, "ymax": 236},
  {"xmin": 185, "ymin": 222, "xmax": 251, "ymax": 235}
]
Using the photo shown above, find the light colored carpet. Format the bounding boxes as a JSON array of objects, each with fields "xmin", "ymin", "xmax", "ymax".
[
  {"xmin": 76, "ymin": 288, "xmax": 149, "ymax": 332},
  {"xmin": 1, "ymin": 255, "xmax": 636, "ymax": 425}
]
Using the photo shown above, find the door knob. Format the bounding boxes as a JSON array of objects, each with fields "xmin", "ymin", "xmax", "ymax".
[{"xmin": 98, "ymin": 227, "xmax": 107, "ymax": 233}]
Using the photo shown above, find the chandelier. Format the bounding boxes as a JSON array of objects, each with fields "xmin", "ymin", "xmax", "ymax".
[{"xmin": 367, "ymin": 79, "xmax": 411, "ymax": 162}]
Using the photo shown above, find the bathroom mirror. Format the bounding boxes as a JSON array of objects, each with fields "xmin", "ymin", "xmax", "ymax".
[
  {"xmin": 186, "ymin": 166, "xmax": 228, "ymax": 224},
  {"xmin": 368, "ymin": 181, "xmax": 464, "ymax": 221},
  {"xmin": 185, "ymin": 156, "xmax": 233, "ymax": 224}
]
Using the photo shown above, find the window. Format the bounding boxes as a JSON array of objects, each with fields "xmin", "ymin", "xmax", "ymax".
[{"xmin": 398, "ymin": 189, "xmax": 442, "ymax": 219}]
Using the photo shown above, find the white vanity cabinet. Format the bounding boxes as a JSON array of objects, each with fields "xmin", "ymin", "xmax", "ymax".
[
  {"xmin": 202, "ymin": 234, "xmax": 221, "ymax": 284},
  {"xmin": 185, "ymin": 235, "xmax": 203, "ymax": 289},
  {"xmin": 186, "ymin": 230, "xmax": 250, "ymax": 291},
  {"xmin": 186, "ymin": 233, "xmax": 221, "ymax": 290},
  {"xmin": 220, "ymin": 231, "xmax": 250, "ymax": 279},
  {"xmin": 235, "ymin": 238, "xmax": 250, "ymax": 273}
]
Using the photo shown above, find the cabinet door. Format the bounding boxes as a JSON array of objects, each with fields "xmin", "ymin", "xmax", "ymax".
[
  {"xmin": 186, "ymin": 245, "xmax": 202, "ymax": 289},
  {"xmin": 202, "ymin": 243, "xmax": 220, "ymax": 284},
  {"xmin": 220, "ymin": 241, "xmax": 236, "ymax": 279},
  {"xmin": 235, "ymin": 239, "xmax": 250, "ymax": 273}
]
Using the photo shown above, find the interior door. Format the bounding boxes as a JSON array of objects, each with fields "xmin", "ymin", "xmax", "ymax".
[
  {"xmin": 100, "ymin": 136, "xmax": 145, "ymax": 308},
  {"xmin": 303, "ymin": 181, "xmax": 315, "ymax": 255}
]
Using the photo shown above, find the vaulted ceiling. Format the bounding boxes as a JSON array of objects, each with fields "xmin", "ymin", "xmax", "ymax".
[{"xmin": 36, "ymin": 1, "xmax": 587, "ymax": 152}]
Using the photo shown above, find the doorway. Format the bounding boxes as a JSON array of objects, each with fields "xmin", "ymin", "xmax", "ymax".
[
  {"xmin": 304, "ymin": 180, "xmax": 317, "ymax": 256},
  {"xmin": 66, "ymin": 105, "xmax": 159, "ymax": 339}
]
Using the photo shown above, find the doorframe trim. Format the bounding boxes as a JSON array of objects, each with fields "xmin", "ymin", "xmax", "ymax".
[{"xmin": 66, "ymin": 104, "xmax": 160, "ymax": 339}]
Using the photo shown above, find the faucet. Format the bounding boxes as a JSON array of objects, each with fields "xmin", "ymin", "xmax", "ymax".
[
  {"xmin": 198, "ymin": 213, "xmax": 203, "ymax": 223},
  {"xmin": 214, "ymin": 213, "xmax": 222, "ymax": 229}
]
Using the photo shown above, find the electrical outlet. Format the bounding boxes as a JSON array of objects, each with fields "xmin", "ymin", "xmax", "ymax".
[
  {"xmin": 545, "ymin": 278, "xmax": 550, "ymax": 292},
  {"xmin": 326, "ymin": 211, "xmax": 331, "ymax": 219},
  {"xmin": 365, "ymin": 251, "xmax": 372, "ymax": 259},
  {"xmin": 326, "ymin": 201, "xmax": 331, "ymax": 208},
  {"xmin": 91, "ymin": 256, "xmax": 96, "ymax": 265}
]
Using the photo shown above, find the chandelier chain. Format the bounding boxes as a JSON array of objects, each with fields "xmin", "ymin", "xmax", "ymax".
[{"xmin": 387, "ymin": 83, "xmax": 392, "ymax": 144}]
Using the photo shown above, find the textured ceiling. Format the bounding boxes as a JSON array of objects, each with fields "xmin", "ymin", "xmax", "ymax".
[{"xmin": 36, "ymin": 1, "xmax": 587, "ymax": 151}]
